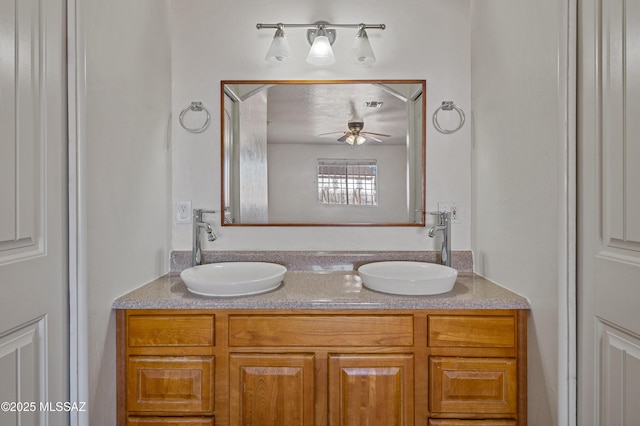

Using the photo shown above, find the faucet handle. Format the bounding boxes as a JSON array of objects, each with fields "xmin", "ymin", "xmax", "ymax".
[
  {"xmin": 193, "ymin": 208, "xmax": 217, "ymax": 220},
  {"xmin": 428, "ymin": 210, "xmax": 450, "ymax": 224}
]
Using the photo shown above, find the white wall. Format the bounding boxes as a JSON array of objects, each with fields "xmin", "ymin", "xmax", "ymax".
[
  {"xmin": 470, "ymin": 1, "xmax": 567, "ymax": 424},
  {"xmin": 171, "ymin": 0, "xmax": 472, "ymax": 251},
  {"xmin": 268, "ymin": 144, "xmax": 408, "ymax": 223},
  {"xmin": 81, "ymin": 1, "xmax": 172, "ymax": 424},
  {"xmin": 73, "ymin": 1, "xmax": 569, "ymax": 423}
]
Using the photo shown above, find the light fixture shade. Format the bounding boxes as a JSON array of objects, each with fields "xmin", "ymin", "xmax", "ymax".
[
  {"xmin": 345, "ymin": 134, "xmax": 366, "ymax": 145},
  {"xmin": 306, "ymin": 29, "xmax": 336, "ymax": 65},
  {"xmin": 265, "ymin": 27, "xmax": 293, "ymax": 63},
  {"xmin": 350, "ymin": 28, "xmax": 376, "ymax": 64}
]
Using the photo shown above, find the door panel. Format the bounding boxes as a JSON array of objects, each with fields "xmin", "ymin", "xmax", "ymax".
[
  {"xmin": 429, "ymin": 357, "xmax": 517, "ymax": 415},
  {"xmin": 328, "ymin": 354, "xmax": 414, "ymax": 426},
  {"xmin": 598, "ymin": 322, "xmax": 640, "ymax": 424},
  {"xmin": 0, "ymin": 0, "xmax": 42, "ymax": 261},
  {"xmin": 229, "ymin": 353, "xmax": 315, "ymax": 426},
  {"xmin": 0, "ymin": 319, "xmax": 44, "ymax": 425},
  {"xmin": 127, "ymin": 356, "xmax": 214, "ymax": 414},
  {"xmin": 578, "ymin": 0, "xmax": 640, "ymax": 423},
  {"xmin": 0, "ymin": 0, "xmax": 68, "ymax": 424}
]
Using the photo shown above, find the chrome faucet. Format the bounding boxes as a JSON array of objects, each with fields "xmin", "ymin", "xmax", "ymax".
[
  {"xmin": 428, "ymin": 211, "xmax": 452, "ymax": 267},
  {"xmin": 192, "ymin": 209, "xmax": 217, "ymax": 266}
]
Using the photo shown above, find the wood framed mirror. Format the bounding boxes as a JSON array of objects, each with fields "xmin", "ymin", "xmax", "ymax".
[{"xmin": 221, "ymin": 80, "xmax": 426, "ymax": 226}]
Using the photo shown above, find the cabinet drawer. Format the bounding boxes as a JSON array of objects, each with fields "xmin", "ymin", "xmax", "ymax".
[
  {"xmin": 229, "ymin": 315, "xmax": 414, "ymax": 347},
  {"xmin": 430, "ymin": 357, "xmax": 517, "ymax": 415},
  {"xmin": 128, "ymin": 314, "xmax": 214, "ymax": 348},
  {"xmin": 429, "ymin": 420, "xmax": 516, "ymax": 426},
  {"xmin": 428, "ymin": 315, "xmax": 516, "ymax": 348},
  {"xmin": 128, "ymin": 418, "xmax": 214, "ymax": 426},
  {"xmin": 127, "ymin": 356, "xmax": 214, "ymax": 414}
]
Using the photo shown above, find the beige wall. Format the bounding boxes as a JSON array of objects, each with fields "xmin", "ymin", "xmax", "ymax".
[
  {"xmin": 470, "ymin": 1, "xmax": 567, "ymax": 424},
  {"xmin": 81, "ymin": 1, "xmax": 172, "ymax": 424}
]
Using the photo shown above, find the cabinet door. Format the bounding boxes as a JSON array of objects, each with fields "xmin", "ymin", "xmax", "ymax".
[
  {"xmin": 127, "ymin": 356, "xmax": 214, "ymax": 415},
  {"xmin": 230, "ymin": 353, "xmax": 315, "ymax": 426},
  {"xmin": 429, "ymin": 357, "xmax": 517, "ymax": 416},
  {"xmin": 328, "ymin": 354, "xmax": 414, "ymax": 426}
]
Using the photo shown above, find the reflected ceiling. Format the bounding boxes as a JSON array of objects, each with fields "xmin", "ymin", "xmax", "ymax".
[{"xmin": 229, "ymin": 83, "xmax": 421, "ymax": 146}]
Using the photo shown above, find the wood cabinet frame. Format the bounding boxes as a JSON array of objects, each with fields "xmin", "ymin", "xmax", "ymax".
[{"xmin": 117, "ymin": 308, "xmax": 527, "ymax": 425}]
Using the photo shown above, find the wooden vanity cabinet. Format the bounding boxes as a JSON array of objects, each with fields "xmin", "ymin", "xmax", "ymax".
[
  {"xmin": 427, "ymin": 313, "xmax": 527, "ymax": 425},
  {"xmin": 117, "ymin": 309, "xmax": 527, "ymax": 426},
  {"xmin": 226, "ymin": 314, "xmax": 416, "ymax": 426},
  {"xmin": 117, "ymin": 311, "xmax": 216, "ymax": 425}
]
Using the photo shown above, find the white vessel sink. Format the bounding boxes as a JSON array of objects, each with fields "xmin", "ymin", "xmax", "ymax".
[
  {"xmin": 358, "ymin": 261, "xmax": 458, "ymax": 296},
  {"xmin": 180, "ymin": 262, "xmax": 287, "ymax": 297}
]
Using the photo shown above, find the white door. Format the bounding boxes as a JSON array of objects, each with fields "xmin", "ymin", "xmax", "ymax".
[
  {"xmin": 579, "ymin": 0, "xmax": 640, "ymax": 423},
  {"xmin": 0, "ymin": 0, "xmax": 68, "ymax": 425}
]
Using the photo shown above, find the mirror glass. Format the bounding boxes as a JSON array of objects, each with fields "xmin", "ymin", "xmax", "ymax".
[{"xmin": 221, "ymin": 80, "xmax": 425, "ymax": 226}]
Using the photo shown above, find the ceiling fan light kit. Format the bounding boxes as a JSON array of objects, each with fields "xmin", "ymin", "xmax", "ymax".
[
  {"xmin": 346, "ymin": 134, "xmax": 366, "ymax": 145},
  {"xmin": 320, "ymin": 119, "xmax": 391, "ymax": 146},
  {"xmin": 257, "ymin": 22, "xmax": 385, "ymax": 65}
]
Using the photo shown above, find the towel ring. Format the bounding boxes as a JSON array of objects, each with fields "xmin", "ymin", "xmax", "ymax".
[
  {"xmin": 179, "ymin": 102, "xmax": 210, "ymax": 133},
  {"xmin": 433, "ymin": 101, "xmax": 465, "ymax": 134}
]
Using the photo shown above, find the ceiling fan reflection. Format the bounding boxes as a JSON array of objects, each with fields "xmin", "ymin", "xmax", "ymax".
[{"xmin": 319, "ymin": 120, "xmax": 390, "ymax": 145}]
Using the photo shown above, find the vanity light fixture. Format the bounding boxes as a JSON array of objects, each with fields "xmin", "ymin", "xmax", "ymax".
[
  {"xmin": 256, "ymin": 22, "xmax": 385, "ymax": 65},
  {"xmin": 264, "ymin": 24, "xmax": 294, "ymax": 63},
  {"xmin": 306, "ymin": 25, "xmax": 336, "ymax": 65},
  {"xmin": 350, "ymin": 25, "xmax": 376, "ymax": 64}
]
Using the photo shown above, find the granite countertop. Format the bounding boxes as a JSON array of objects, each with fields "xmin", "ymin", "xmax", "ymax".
[{"xmin": 112, "ymin": 271, "xmax": 530, "ymax": 310}]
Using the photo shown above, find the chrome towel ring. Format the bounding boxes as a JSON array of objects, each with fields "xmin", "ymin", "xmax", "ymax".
[
  {"xmin": 433, "ymin": 101, "xmax": 465, "ymax": 134},
  {"xmin": 179, "ymin": 102, "xmax": 211, "ymax": 133}
]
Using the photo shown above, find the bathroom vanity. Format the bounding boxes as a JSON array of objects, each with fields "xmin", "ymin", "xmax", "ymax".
[{"xmin": 114, "ymin": 269, "xmax": 529, "ymax": 426}]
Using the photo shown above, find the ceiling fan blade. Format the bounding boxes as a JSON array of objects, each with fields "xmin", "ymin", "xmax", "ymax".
[
  {"xmin": 361, "ymin": 131, "xmax": 391, "ymax": 137},
  {"xmin": 319, "ymin": 131, "xmax": 347, "ymax": 136},
  {"xmin": 337, "ymin": 133, "xmax": 350, "ymax": 142},
  {"xmin": 366, "ymin": 135, "xmax": 384, "ymax": 143}
]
